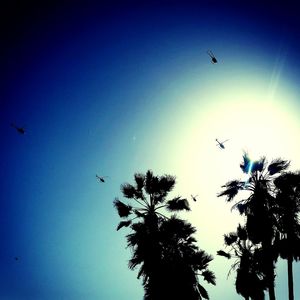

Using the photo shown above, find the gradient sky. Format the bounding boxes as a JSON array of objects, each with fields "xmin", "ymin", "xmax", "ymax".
[{"xmin": 1, "ymin": 1, "xmax": 300, "ymax": 299}]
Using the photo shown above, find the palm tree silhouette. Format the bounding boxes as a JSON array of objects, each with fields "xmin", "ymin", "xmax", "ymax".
[
  {"xmin": 217, "ymin": 224, "xmax": 266, "ymax": 300},
  {"xmin": 114, "ymin": 170, "xmax": 215, "ymax": 299},
  {"xmin": 114, "ymin": 170, "xmax": 190, "ymax": 229},
  {"xmin": 273, "ymin": 171, "xmax": 300, "ymax": 300},
  {"xmin": 140, "ymin": 216, "xmax": 216, "ymax": 300},
  {"xmin": 218, "ymin": 153, "xmax": 290, "ymax": 300}
]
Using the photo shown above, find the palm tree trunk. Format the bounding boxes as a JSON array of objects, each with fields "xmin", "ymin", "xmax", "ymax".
[
  {"xmin": 287, "ymin": 255, "xmax": 294, "ymax": 300},
  {"xmin": 263, "ymin": 241, "xmax": 276, "ymax": 300},
  {"xmin": 268, "ymin": 284, "xmax": 276, "ymax": 300},
  {"xmin": 267, "ymin": 262, "xmax": 276, "ymax": 300}
]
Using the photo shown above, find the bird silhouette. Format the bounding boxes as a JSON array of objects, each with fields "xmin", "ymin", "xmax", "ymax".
[
  {"xmin": 216, "ymin": 138, "xmax": 229, "ymax": 149},
  {"xmin": 191, "ymin": 195, "xmax": 198, "ymax": 202},
  {"xmin": 96, "ymin": 174, "xmax": 109, "ymax": 183},
  {"xmin": 207, "ymin": 50, "xmax": 218, "ymax": 64},
  {"xmin": 11, "ymin": 123, "xmax": 25, "ymax": 134}
]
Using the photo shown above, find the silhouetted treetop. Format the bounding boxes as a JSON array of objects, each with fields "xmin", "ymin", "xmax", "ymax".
[
  {"xmin": 218, "ymin": 154, "xmax": 291, "ymax": 300},
  {"xmin": 114, "ymin": 170, "xmax": 191, "ymax": 232},
  {"xmin": 114, "ymin": 170, "xmax": 215, "ymax": 300}
]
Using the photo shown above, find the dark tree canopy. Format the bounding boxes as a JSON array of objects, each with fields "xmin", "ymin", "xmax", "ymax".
[{"xmin": 114, "ymin": 170, "xmax": 215, "ymax": 300}]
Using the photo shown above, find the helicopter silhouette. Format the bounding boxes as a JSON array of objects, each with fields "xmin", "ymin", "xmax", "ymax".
[
  {"xmin": 216, "ymin": 139, "xmax": 229, "ymax": 149},
  {"xmin": 96, "ymin": 174, "xmax": 109, "ymax": 183},
  {"xmin": 207, "ymin": 50, "xmax": 218, "ymax": 64},
  {"xmin": 191, "ymin": 195, "xmax": 198, "ymax": 202},
  {"xmin": 11, "ymin": 123, "xmax": 25, "ymax": 134}
]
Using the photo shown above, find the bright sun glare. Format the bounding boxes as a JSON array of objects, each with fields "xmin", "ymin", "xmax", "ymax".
[{"xmin": 160, "ymin": 70, "xmax": 300, "ymax": 253}]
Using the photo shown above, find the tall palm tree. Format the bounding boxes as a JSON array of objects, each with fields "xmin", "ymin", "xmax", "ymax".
[
  {"xmin": 114, "ymin": 170, "xmax": 215, "ymax": 299},
  {"xmin": 141, "ymin": 216, "xmax": 216, "ymax": 300},
  {"xmin": 217, "ymin": 224, "xmax": 267, "ymax": 300},
  {"xmin": 273, "ymin": 172, "xmax": 300, "ymax": 300},
  {"xmin": 218, "ymin": 153, "xmax": 290, "ymax": 300}
]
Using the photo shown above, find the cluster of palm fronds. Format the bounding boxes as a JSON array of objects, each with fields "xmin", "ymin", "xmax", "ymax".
[
  {"xmin": 114, "ymin": 170, "xmax": 215, "ymax": 300},
  {"xmin": 113, "ymin": 153, "xmax": 300, "ymax": 300},
  {"xmin": 218, "ymin": 153, "xmax": 300, "ymax": 300}
]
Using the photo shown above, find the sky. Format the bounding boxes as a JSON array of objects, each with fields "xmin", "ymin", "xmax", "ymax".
[{"xmin": 1, "ymin": 0, "xmax": 300, "ymax": 299}]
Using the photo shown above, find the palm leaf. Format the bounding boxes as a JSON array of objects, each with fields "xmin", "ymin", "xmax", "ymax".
[
  {"xmin": 121, "ymin": 183, "xmax": 136, "ymax": 198},
  {"xmin": 134, "ymin": 209, "xmax": 145, "ymax": 218},
  {"xmin": 240, "ymin": 153, "xmax": 252, "ymax": 174},
  {"xmin": 197, "ymin": 283, "xmax": 209, "ymax": 299},
  {"xmin": 224, "ymin": 233, "xmax": 238, "ymax": 246},
  {"xmin": 144, "ymin": 170, "xmax": 154, "ymax": 194},
  {"xmin": 217, "ymin": 250, "xmax": 231, "ymax": 259},
  {"xmin": 218, "ymin": 180, "xmax": 243, "ymax": 201},
  {"xmin": 201, "ymin": 270, "xmax": 216, "ymax": 285},
  {"xmin": 158, "ymin": 175, "xmax": 176, "ymax": 193},
  {"xmin": 252, "ymin": 157, "xmax": 266, "ymax": 173},
  {"xmin": 134, "ymin": 173, "xmax": 145, "ymax": 190},
  {"xmin": 166, "ymin": 197, "xmax": 190, "ymax": 211},
  {"xmin": 268, "ymin": 159, "xmax": 290, "ymax": 175},
  {"xmin": 116, "ymin": 220, "xmax": 132, "ymax": 231},
  {"xmin": 237, "ymin": 224, "xmax": 247, "ymax": 240},
  {"xmin": 113, "ymin": 198, "xmax": 132, "ymax": 217},
  {"xmin": 193, "ymin": 250, "xmax": 213, "ymax": 270},
  {"xmin": 232, "ymin": 202, "xmax": 248, "ymax": 215}
]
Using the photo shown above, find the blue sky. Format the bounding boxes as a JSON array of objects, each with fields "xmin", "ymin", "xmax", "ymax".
[{"xmin": 1, "ymin": 1, "xmax": 300, "ymax": 299}]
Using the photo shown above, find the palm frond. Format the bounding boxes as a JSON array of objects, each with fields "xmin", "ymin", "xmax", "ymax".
[
  {"xmin": 237, "ymin": 224, "xmax": 248, "ymax": 240},
  {"xmin": 186, "ymin": 236, "xmax": 197, "ymax": 245},
  {"xmin": 193, "ymin": 250, "xmax": 214, "ymax": 270},
  {"xmin": 166, "ymin": 197, "xmax": 190, "ymax": 211},
  {"xmin": 268, "ymin": 159, "xmax": 290, "ymax": 175},
  {"xmin": 158, "ymin": 175, "xmax": 176, "ymax": 193},
  {"xmin": 217, "ymin": 250, "xmax": 231, "ymax": 259},
  {"xmin": 113, "ymin": 198, "xmax": 132, "ymax": 217},
  {"xmin": 116, "ymin": 220, "xmax": 132, "ymax": 231},
  {"xmin": 274, "ymin": 172, "xmax": 297, "ymax": 190},
  {"xmin": 218, "ymin": 180, "xmax": 243, "ymax": 201},
  {"xmin": 240, "ymin": 153, "xmax": 266, "ymax": 174},
  {"xmin": 121, "ymin": 183, "xmax": 136, "ymax": 198},
  {"xmin": 161, "ymin": 216, "xmax": 196, "ymax": 239},
  {"xmin": 134, "ymin": 173, "xmax": 145, "ymax": 190},
  {"xmin": 128, "ymin": 255, "xmax": 142, "ymax": 270},
  {"xmin": 144, "ymin": 170, "xmax": 154, "ymax": 194},
  {"xmin": 134, "ymin": 209, "xmax": 145, "ymax": 218},
  {"xmin": 201, "ymin": 270, "xmax": 216, "ymax": 285},
  {"xmin": 240, "ymin": 152, "xmax": 252, "ymax": 174},
  {"xmin": 231, "ymin": 202, "xmax": 248, "ymax": 215},
  {"xmin": 137, "ymin": 264, "xmax": 145, "ymax": 279},
  {"xmin": 224, "ymin": 233, "xmax": 238, "ymax": 246},
  {"xmin": 252, "ymin": 157, "xmax": 266, "ymax": 173},
  {"xmin": 197, "ymin": 283, "xmax": 209, "ymax": 299}
]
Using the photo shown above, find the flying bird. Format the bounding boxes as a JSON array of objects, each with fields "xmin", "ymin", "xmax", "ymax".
[
  {"xmin": 216, "ymin": 138, "xmax": 229, "ymax": 149},
  {"xmin": 96, "ymin": 174, "xmax": 109, "ymax": 183},
  {"xmin": 191, "ymin": 195, "xmax": 198, "ymax": 202},
  {"xmin": 11, "ymin": 123, "xmax": 25, "ymax": 134},
  {"xmin": 207, "ymin": 50, "xmax": 218, "ymax": 64}
]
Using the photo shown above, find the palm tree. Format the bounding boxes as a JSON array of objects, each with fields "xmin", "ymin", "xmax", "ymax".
[
  {"xmin": 114, "ymin": 170, "xmax": 190, "ymax": 230},
  {"xmin": 218, "ymin": 153, "xmax": 290, "ymax": 300},
  {"xmin": 273, "ymin": 172, "xmax": 300, "ymax": 300},
  {"xmin": 114, "ymin": 170, "xmax": 215, "ymax": 299},
  {"xmin": 142, "ymin": 216, "xmax": 216, "ymax": 300},
  {"xmin": 217, "ymin": 224, "xmax": 266, "ymax": 300}
]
